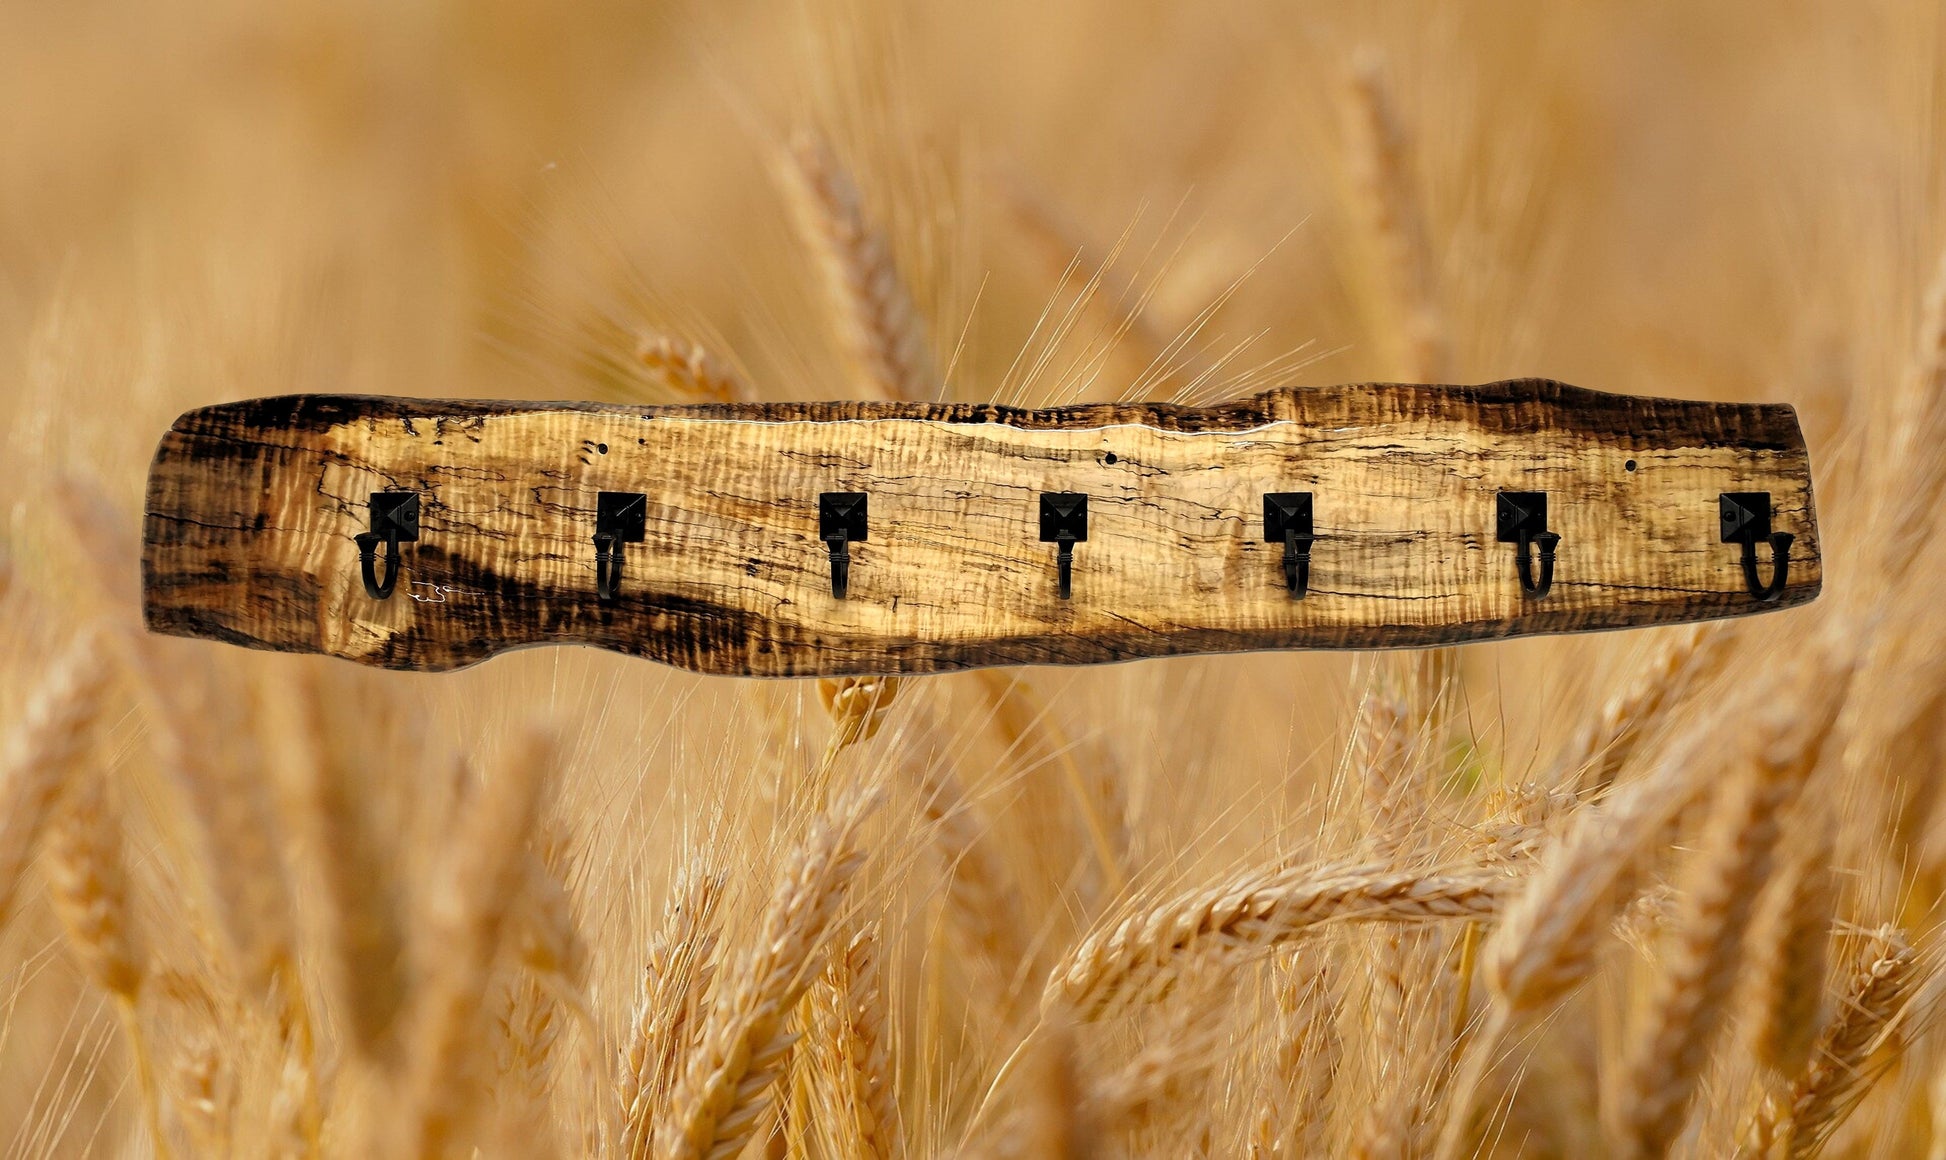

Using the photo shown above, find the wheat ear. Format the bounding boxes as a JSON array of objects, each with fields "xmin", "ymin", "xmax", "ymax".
[
  {"xmin": 1086, "ymin": 969, "xmax": 1230, "ymax": 1135},
  {"xmin": 516, "ymin": 826, "xmax": 591, "ymax": 1008},
  {"xmin": 1878, "ymin": 243, "xmax": 1946, "ymax": 587},
  {"xmin": 1253, "ymin": 954, "xmax": 1339, "ymax": 1157},
  {"xmin": 46, "ymin": 753, "xmax": 170, "ymax": 1157},
  {"xmin": 122, "ymin": 652, "xmax": 298, "ymax": 997},
  {"xmin": 1047, "ymin": 863, "xmax": 1507, "ymax": 1019},
  {"xmin": 619, "ymin": 863, "xmax": 725, "ymax": 1160},
  {"xmin": 1341, "ymin": 48, "xmax": 1448, "ymax": 383},
  {"xmin": 1743, "ymin": 926, "xmax": 1921, "ymax": 1158},
  {"xmin": 396, "ymin": 725, "xmax": 557, "ymax": 1158},
  {"xmin": 808, "ymin": 926, "xmax": 900, "ymax": 1159},
  {"xmin": 1561, "ymin": 623, "xmax": 1731, "ymax": 792},
  {"xmin": 496, "ymin": 835, "xmax": 588, "ymax": 1136},
  {"xmin": 819, "ymin": 676, "xmax": 904, "ymax": 749},
  {"xmin": 1346, "ymin": 651, "xmax": 1447, "ymax": 862},
  {"xmin": 988, "ymin": 167, "xmax": 1211, "ymax": 399},
  {"xmin": 0, "ymin": 629, "xmax": 109, "ymax": 932},
  {"xmin": 1741, "ymin": 809, "xmax": 1836, "ymax": 1078},
  {"xmin": 1614, "ymin": 671, "xmax": 1849, "ymax": 1159},
  {"xmin": 277, "ymin": 670, "xmax": 408, "ymax": 1059},
  {"xmin": 663, "ymin": 784, "xmax": 882, "ymax": 1160},
  {"xmin": 779, "ymin": 131, "xmax": 936, "ymax": 401},
  {"xmin": 635, "ymin": 335, "xmax": 754, "ymax": 403},
  {"xmin": 807, "ymin": 676, "xmax": 903, "ymax": 809},
  {"xmin": 1435, "ymin": 719, "xmax": 1728, "ymax": 1160}
]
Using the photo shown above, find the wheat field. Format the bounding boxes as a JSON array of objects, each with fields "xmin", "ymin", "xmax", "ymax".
[{"xmin": 2, "ymin": 1, "xmax": 1944, "ymax": 1156}]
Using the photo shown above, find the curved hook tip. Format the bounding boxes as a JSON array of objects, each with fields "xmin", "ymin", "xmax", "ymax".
[
  {"xmin": 1742, "ymin": 532, "xmax": 1792, "ymax": 603},
  {"xmin": 1516, "ymin": 530, "xmax": 1559, "ymax": 599},
  {"xmin": 356, "ymin": 531, "xmax": 401, "ymax": 600}
]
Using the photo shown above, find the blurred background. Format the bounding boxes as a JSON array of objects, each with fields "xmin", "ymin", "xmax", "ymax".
[{"xmin": 1, "ymin": 1, "xmax": 1942, "ymax": 1156}]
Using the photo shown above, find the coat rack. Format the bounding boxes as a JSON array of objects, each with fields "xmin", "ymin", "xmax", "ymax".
[{"xmin": 141, "ymin": 379, "xmax": 1822, "ymax": 676}]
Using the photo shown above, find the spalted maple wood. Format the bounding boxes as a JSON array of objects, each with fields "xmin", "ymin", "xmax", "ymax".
[{"xmin": 142, "ymin": 380, "xmax": 1822, "ymax": 676}]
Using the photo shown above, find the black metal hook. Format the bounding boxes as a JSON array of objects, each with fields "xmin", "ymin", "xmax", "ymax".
[
  {"xmin": 593, "ymin": 492, "xmax": 647, "ymax": 603},
  {"xmin": 1264, "ymin": 493, "xmax": 1315, "ymax": 599},
  {"xmin": 1720, "ymin": 492, "xmax": 1792, "ymax": 603},
  {"xmin": 819, "ymin": 492, "xmax": 868, "ymax": 599},
  {"xmin": 593, "ymin": 533, "xmax": 622, "ymax": 601},
  {"xmin": 1516, "ymin": 530, "xmax": 1560, "ymax": 598},
  {"xmin": 1497, "ymin": 491, "xmax": 1559, "ymax": 599},
  {"xmin": 355, "ymin": 491, "xmax": 419, "ymax": 600},
  {"xmin": 1040, "ymin": 493, "xmax": 1088, "ymax": 600}
]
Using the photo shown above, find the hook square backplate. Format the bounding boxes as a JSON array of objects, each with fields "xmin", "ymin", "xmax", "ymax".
[
  {"xmin": 368, "ymin": 491, "xmax": 421, "ymax": 543},
  {"xmin": 1040, "ymin": 492, "xmax": 1088, "ymax": 542},
  {"xmin": 820, "ymin": 492, "xmax": 869, "ymax": 542},
  {"xmin": 1264, "ymin": 492, "xmax": 1314, "ymax": 541},
  {"xmin": 596, "ymin": 492, "xmax": 647, "ymax": 543},
  {"xmin": 1496, "ymin": 491, "xmax": 1547, "ymax": 543},
  {"xmin": 1720, "ymin": 492, "xmax": 1773, "ymax": 544}
]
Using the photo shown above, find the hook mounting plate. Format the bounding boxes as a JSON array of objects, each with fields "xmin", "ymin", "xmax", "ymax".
[
  {"xmin": 819, "ymin": 492, "xmax": 869, "ymax": 544},
  {"xmin": 1263, "ymin": 492, "xmax": 1313, "ymax": 542},
  {"xmin": 1039, "ymin": 493, "xmax": 1088, "ymax": 543},
  {"xmin": 1495, "ymin": 492, "xmax": 1547, "ymax": 543},
  {"xmin": 596, "ymin": 491, "xmax": 648, "ymax": 543},
  {"xmin": 1719, "ymin": 492, "xmax": 1772, "ymax": 544},
  {"xmin": 369, "ymin": 491, "xmax": 421, "ymax": 543}
]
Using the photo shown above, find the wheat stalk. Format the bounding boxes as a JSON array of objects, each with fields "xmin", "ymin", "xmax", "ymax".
[
  {"xmin": 808, "ymin": 925, "xmax": 900, "ymax": 1159},
  {"xmin": 0, "ymin": 629, "xmax": 109, "ymax": 932},
  {"xmin": 1561, "ymin": 623, "xmax": 1732, "ymax": 792},
  {"xmin": 275, "ymin": 670, "xmax": 408, "ymax": 1059},
  {"xmin": 974, "ymin": 669, "xmax": 1129, "ymax": 902},
  {"xmin": 635, "ymin": 335, "xmax": 754, "ymax": 403},
  {"xmin": 1613, "ymin": 665, "xmax": 1851, "ymax": 1159},
  {"xmin": 903, "ymin": 714, "xmax": 1035, "ymax": 1016},
  {"xmin": 779, "ymin": 130, "xmax": 936, "ymax": 401},
  {"xmin": 1741, "ymin": 810, "xmax": 1836, "ymax": 1079},
  {"xmin": 45, "ymin": 750, "xmax": 170, "ymax": 1157},
  {"xmin": 1743, "ymin": 926, "xmax": 1921, "ymax": 1158},
  {"xmin": 662, "ymin": 783, "xmax": 882, "ymax": 1160},
  {"xmin": 619, "ymin": 863, "xmax": 725, "ymax": 1160},
  {"xmin": 1047, "ymin": 863, "xmax": 1507, "ymax": 1019},
  {"xmin": 396, "ymin": 725, "xmax": 557, "ymax": 1158},
  {"xmin": 1340, "ymin": 48, "xmax": 1448, "ymax": 384}
]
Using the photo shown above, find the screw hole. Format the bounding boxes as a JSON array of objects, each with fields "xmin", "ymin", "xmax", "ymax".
[
  {"xmin": 1103, "ymin": 452, "xmax": 1118, "ymax": 464},
  {"xmin": 1624, "ymin": 459, "xmax": 1637, "ymax": 472},
  {"xmin": 597, "ymin": 443, "xmax": 609, "ymax": 455}
]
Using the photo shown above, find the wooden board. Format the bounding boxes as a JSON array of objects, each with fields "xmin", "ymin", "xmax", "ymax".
[{"xmin": 141, "ymin": 380, "xmax": 1822, "ymax": 676}]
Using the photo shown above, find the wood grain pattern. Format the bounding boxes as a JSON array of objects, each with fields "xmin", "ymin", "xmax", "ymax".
[{"xmin": 141, "ymin": 380, "xmax": 1822, "ymax": 676}]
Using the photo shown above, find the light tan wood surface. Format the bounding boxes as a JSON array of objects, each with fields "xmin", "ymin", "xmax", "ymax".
[{"xmin": 142, "ymin": 380, "xmax": 1821, "ymax": 674}]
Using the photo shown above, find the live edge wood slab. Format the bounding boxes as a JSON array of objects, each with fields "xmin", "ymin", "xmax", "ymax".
[{"xmin": 141, "ymin": 380, "xmax": 1821, "ymax": 676}]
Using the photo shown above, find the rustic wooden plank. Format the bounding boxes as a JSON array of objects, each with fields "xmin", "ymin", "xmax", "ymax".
[{"xmin": 140, "ymin": 380, "xmax": 1822, "ymax": 675}]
